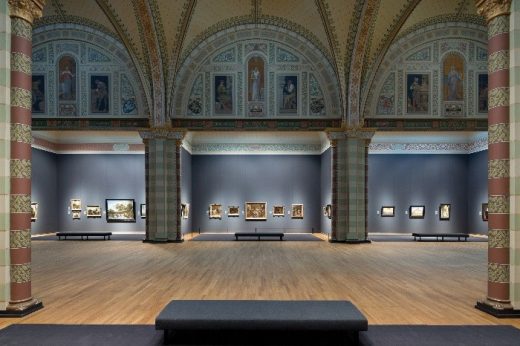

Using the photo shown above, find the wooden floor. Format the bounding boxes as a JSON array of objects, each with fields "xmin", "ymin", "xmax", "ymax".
[{"xmin": 1, "ymin": 237, "xmax": 519, "ymax": 329}]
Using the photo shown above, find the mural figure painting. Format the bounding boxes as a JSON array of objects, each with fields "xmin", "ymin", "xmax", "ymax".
[
  {"xmin": 447, "ymin": 65, "xmax": 462, "ymax": 101},
  {"xmin": 250, "ymin": 67, "xmax": 261, "ymax": 101},
  {"xmin": 94, "ymin": 79, "xmax": 109, "ymax": 112},
  {"xmin": 282, "ymin": 77, "xmax": 296, "ymax": 110},
  {"xmin": 59, "ymin": 58, "xmax": 75, "ymax": 100}
]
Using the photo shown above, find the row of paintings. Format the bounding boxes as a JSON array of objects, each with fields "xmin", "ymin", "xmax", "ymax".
[
  {"xmin": 380, "ymin": 203, "xmax": 489, "ymax": 221},
  {"xmin": 209, "ymin": 203, "xmax": 304, "ymax": 220}
]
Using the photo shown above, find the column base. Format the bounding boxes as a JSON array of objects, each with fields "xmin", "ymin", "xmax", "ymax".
[
  {"xmin": 328, "ymin": 239, "xmax": 371, "ymax": 244},
  {"xmin": 0, "ymin": 298, "xmax": 43, "ymax": 317},
  {"xmin": 475, "ymin": 300, "xmax": 520, "ymax": 318},
  {"xmin": 142, "ymin": 239, "xmax": 184, "ymax": 243}
]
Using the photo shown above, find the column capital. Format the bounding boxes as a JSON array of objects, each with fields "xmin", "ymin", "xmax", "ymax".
[
  {"xmin": 8, "ymin": 0, "xmax": 45, "ymax": 24},
  {"xmin": 475, "ymin": 0, "xmax": 511, "ymax": 23},
  {"xmin": 326, "ymin": 127, "xmax": 375, "ymax": 141},
  {"xmin": 139, "ymin": 127, "xmax": 187, "ymax": 141}
]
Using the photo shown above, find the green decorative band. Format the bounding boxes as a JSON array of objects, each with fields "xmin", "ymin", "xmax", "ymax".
[
  {"xmin": 11, "ymin": 87, "xmax": 31, "ymax": 110},
  {"xmin": 11, "ymin": 18, "xmax": 32, "ymax": 41},
  {"xmin": 10, "ymin": 194, "xmax": 31, "ymax": 213},
  {"xmin": 488, "ymin": 263, "xmax": 509, "ymax": 283},
  {"xmin": 488, "ymin": 159, "xmax": 509, "ymax": 179},
  {"xmin": 489, "ymin": 195, "xmax": 509, "ymax": 214},
  {"xmin": 488, "ymin": 87, "xmax": 509, "ymax": 109},
  {"xmin": 488, "ymin": 123, "xmax": 509, "ymax": 144},
  {"xmin": 488, "ymin": 50, "xmax": 509, "ymax": 74},
  {"xmin": 488, "ymin": 229, "xmax": 509, "ymax": 248},
  {"xmin": 11, "ymin": 263, "xmax": 31, "ymax": 284},
  {"xmin": 10, "ymin": 230, "xmax": 31, "ymax": 249},
  {"xmin": 10, "ymin": 159, "xmax": 31, "ymax": 179},
  {"xmin": 488, "ymin": 15, "xmax": 509, "ymax": 39},
  {"xmin": 11, "ymin": 123, "xmax": 31, "ymax": 144},
  {"xmin": 11, "ymin": 52, "xmax": 31, "ymax": 75}
]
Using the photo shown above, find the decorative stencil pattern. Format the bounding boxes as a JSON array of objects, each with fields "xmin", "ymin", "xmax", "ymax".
[
  {"xmin": 11, "ymin": 263, "xmax": 31, "ymax": 284},
  {"xmin": 277, "ymin": 47, "xmax": 299, "ymax": 62},
  {"xmin": 489, "ymin": 195, "xmax": 509, "ymax": 214},
  {"xmin": 489, "ymin": 123, "xmax": 509, "ymax": 144},
  {"xmin": 87, "ymin": 48, "xmax": 110, "ymax": 62},
  {"xmin": 309, "ymin": 73, "xmax": 325, "ymax": 116},
  {"xmin": 406, "ymin": 47, "xmax": 430, "ymax": 61},
  {"xmin": 187, "ymin": 74, "xmax": 203, "ymax": 116},
  {"xmin": 11, "ymin": 52, "xmax": 31, "ymax": 75},
  {"xmin": 10, "ymin": 159, "xmax": 31, "ymax": 179},
  {"xmin": 488, "ymin": 15, "xmax": 509, "ymax": 38},
  {"xmin": 488, "ymin": 263, "xmax": 509, "ymax": 283},
  {"xmin": 10, "ymin": 230, "xmax": 31, "ymax": 249},
  {"xmin": 376, "ymin": 73, "xmax": 395, "ymax": 115},
  {"xmin": 121, "ymin": 74, "xmax": 138, "ymax": 115},
  {"xmin": 32, "ymin": 48, "xmax": 46, "ymax": 62},
  {"xmin": 489, "ymin": 87, "xmax": 509, "ymax": 109},
  {"xmin": 489, "ymin": 159, "xmax": 510, "ymax": 179},
  {"xmin": 11, "ymin": 18, "xmax": 31, "ymax": 41},
  {"xmin": 489, "ymin": 229, "xmax": 509, "ymax": 248},
  {"xmin": 10, "ymin": 195, "xmax": 31, "ymax": 213},
  {"xmin": 476, "ymin": 47, "xmax": 488, "ymax": 61},
  {"xmin": 10, "ymin": 123, "xmax": 31, "ymax": 144},
  {"xmin": 213, "ymin": 48, "xmax": 236, "ymax": 63},
  {"xmin": 488, "ymin": 50, "xmax": 509, "ymax": 74},
  {"xmin": 11, "ymin": 87, "xmax": 31, "ymax": 110}
]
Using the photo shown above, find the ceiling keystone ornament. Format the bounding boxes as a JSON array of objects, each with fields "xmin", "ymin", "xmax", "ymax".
[
  {"xmin": 475, "ymin": 0, "xmax": 511, "ymax": 23},
  {"xmin": 8, "ymin": 0, "xmax": 45, "ymax": 24}
]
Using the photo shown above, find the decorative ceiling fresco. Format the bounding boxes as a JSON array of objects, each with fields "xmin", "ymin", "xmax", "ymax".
[{"xmin": 33, "ymin": 0, "xmax": 486, "ymax": 125}]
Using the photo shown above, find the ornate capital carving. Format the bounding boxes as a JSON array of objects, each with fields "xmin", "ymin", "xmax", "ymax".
[
  {"xmin": 327, "ymin": 127, "xmax": 376, "ymax": 141},
  {"xmin": 8, "ymin": 0, "xmax": 45, "ymax": 24},
  {"xmin": 475, "ymin": 0, "xmax": 511, "ymax": 23},
  {"xmin": 139, "ymin": 127, "xmax": 187, "ymax": 141}
]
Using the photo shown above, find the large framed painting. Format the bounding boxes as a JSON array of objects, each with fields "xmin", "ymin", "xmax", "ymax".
[
  {"xmin": 278, "ymin": 75, "xmax": 298, "ymax": 114},
  {"xmin": 439, "ymin": 203, "xmax": 451, "ymax": 221},
  {"xmin": 245, "ymin": 202, "xmax": 267, "ymax": 220},
  {"xmin": 478, "ymin": 73, "xmax": 488, "ymax": 113},
  {"xmin": 31, "ymin": 202, "xmax": 38, "ymax": 222},
  {"xmin": 58, "ymin": 55, "xmax": 76, "ymax": 101},
  {"xmin": 214, "ymin": 75, "xmax": 233, "ymax": 115},
  {"xmin": 32, "ymin": 75, "xmax": 45, "ymax": 113},
  {"xmin": 409, "ymin": 205, "xmax": 425, "ymax": 219},
  {"xmin": 90, "ymin": 75, "xmax": 110, "ymax": 113},
  {"xmin": 86, "ymin": 205, "xmax": 102, "ymax": 218},
  {"xmin": 482, "ymin": 203, "xmax": 488, "ymax": 221},
  {"xmin": 406, "ymin": 74, "xmax": 429, "ymax": 114},
  {"xmin": 106, "ymin": 199, "xmax": 136, "ymax": 223},
  {"xmin": 381, "ymin": 206, "xmax": 395, "ymax": 217},
  {"xmin": 140, "ymin": 204, "xmax": 146, "ymax": 219},
  {"xmin": 209, "ymin": 204, "xmax": 222, "ymax": 219},
  {"xmin": 70, "ymin": 199, "xmax": 81, "ymax": 211},
  {"xmin": 291, "ymin": 204, "xmax": 304, "ymax": 219},
  {"xmin": 273, "ymin": 205, "xmax": 285, "ymax": 217}
]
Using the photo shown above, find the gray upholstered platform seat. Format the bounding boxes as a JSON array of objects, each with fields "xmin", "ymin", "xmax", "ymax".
[
  {"xmin": 412, "ymin": 232, "xmax": 468, "ymax": 241},
  {"xmin": 56, "ymin": 232, "xmax": 112, "ymax": 240},
  {"xmin": 234, "ymin": 232, "xmax": 284, "ymax": 240},
  {"xmin": 156, "ymin": 300, "xmax": 368, "ymax": 344}
]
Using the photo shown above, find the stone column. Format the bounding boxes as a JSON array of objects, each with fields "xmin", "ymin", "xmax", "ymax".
[
  {"xmin": 475, "ymin": 0, "xmax": 520, "ymax": 316},
  {"xmin": 328, "ymin": 129, "xmax": 373, "ymax": 243},
  {"xmin": 5, "ymin": 0, "xmax": 44, "ymax": 316},
  {"xmin": 139, "ymin": 128, "xmax": 184, "ymax": 242}
]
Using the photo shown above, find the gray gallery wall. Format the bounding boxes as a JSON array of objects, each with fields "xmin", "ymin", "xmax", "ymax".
[
  {"xmin": 320, "ymin": 148, "xmax": 332, "ymax": 234},
  {"xmin": 467, "ymin": 150, "xmax": 488, "ymax": 234},
  {"xmin": 32, "ymin": 148, "xmax": 58, "ymax": 233},
  {"xmin": 180, "ymin": 148, "xmax": 192, "ymax": 234},
  {"xmin": 56, "ymin": 153, "xmax": 145, "ymax": 233},
  {"xmin": 191, "ymin": 155, "xmax": 322, "ymax": 233}
]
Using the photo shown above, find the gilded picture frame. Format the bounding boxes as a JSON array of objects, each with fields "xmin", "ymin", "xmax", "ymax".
[
  {"xmin": 106, "ymin": 199, "xmax": 136, "ymax": 223},
  {"xmin": 181, "ymin": 203, "xmax": 189, "ymax": 219},
  {"xmin": 140, "ymin": 204, "xmax": 146, "ymax": 219},
  {"xmin": 439, "ymin": 203, "xmax": 451, "ymax": 221},
  {"xmin": 31, "ymin": 202, "xmax": 38, "ymax": 222},
  {"xmin": 291, "ymin": 204, "xmax": 304, "ymax": 219},
  {"xmin": 245, "ymin": 202, "xmax": 267, "ymax": 220},
  {"xmin": 209, "ymin": 204, "xmax": 222, "ymax": 219},
  {"xmin": 70, "ymin": 199, "xmax": 81, "ymax": 211},
  {"xmin": 409, "ymin": 205, "xmax": 425, "ymax": 219},
  {"xmin": 381, "ymin": 206, "xmax": 395, "ymax": 217},
  {"xmin": 86, "ymin": 205, "xmax": 102, "ymax": 218},
  {"xmin": 482, "ymin": 203, "xmax": 488, "ymax": 221},
  {"xmin": 273, "ymin": 205, "xmax": 285, "ymax": 217},
  {"xmin": 228, "ymin": 205, "xmax": 240, "ymax": 217}
]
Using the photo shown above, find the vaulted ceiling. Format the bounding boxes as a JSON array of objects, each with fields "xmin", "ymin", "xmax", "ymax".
[{"xmin": 36, "ymin": 0, "xmax": 484, "ymax": 118}]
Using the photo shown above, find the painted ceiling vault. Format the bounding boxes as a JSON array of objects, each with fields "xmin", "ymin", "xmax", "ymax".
[{"xmin": 34, "ymin": 0, "xmax": 485, "ymax": 123}]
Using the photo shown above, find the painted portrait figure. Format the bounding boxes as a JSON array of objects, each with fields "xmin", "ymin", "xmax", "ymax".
[
  {"xmin": 58, "ymin": 56, "xmax": 76, "ymax": 101},
  {"xmin": 443, "ymin": 54, "xmax": 464, "ymax": 101}
]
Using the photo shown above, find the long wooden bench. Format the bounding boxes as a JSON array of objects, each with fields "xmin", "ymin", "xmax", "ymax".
[
  {"xmin": 234, "ymin": 232, "xmax": 284, "ymax": 241},
  {"xmin": 56, "ymin": 232, "xmax": 112, "ymax": 240},
  {"xmin": 155, "ymin": 300, "xmax": 368, "ymax": 345},
  {"xmin": 412, "ymin": 232, "xmax": 468, "ymax": 241}
]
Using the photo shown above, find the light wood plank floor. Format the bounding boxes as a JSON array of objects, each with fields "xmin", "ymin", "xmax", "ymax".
[{"xmin": 1, "ymin": 239, "xmax": 519, "ymax": 329}]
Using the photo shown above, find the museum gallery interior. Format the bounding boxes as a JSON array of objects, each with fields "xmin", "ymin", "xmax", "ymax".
[{"xmin": 1, "ymin": 0, "xmax": 520, "ymax": 344}]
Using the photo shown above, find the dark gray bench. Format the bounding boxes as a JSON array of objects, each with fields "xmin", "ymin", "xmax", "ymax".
[
  {"xmin": 56, "ymin": 232, "xmax": 112, "ymax": 240},
  {"xmin": 412, "ymin": 232, "xmax": 468, "ymax": 241},
  {"xmin": 235, "ymin": 232, "xmax": 284, "ymax": 241},
  {"xmin": 156, "ymin": 300, "xmax": 368, "ymax": 345}
]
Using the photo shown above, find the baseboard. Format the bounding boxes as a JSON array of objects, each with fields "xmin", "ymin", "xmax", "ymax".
[
  {"xmin": 0, "ymin": 301, "xmax": 43, "ymax": 317},
  {"xmin": 475, "ymin": 301, "xmax": 520, "ymax": 318}
]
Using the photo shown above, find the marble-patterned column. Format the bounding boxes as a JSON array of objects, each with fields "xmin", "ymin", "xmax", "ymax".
[
  {"xmin": 4, "ymin": 0, "xmax": 44, "ymax": 316},
  {"xmin": 475, "ymin": 0, "xmax": 520, "ymax": 316},
  {"xmin": 139, "ymin": 129, "xmax": 184, "ymax": 242},
  {"xmin": 328, "ymin": 129, "xmax": 373, "ymax": 243}
]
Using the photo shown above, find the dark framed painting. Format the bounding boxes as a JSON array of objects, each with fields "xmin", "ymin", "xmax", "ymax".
[
  {"xmin": 140, "ymin": 204, "xmax": 146, "ymax": 219},
  {"xmin": 439, "ymin": 203, "xmax": 451, "ymax": 221},
  {"xmin": 278, "ymin": 75, "xmax": 298, "ymax": 114},
  {"xmin": 86, "ymin": 205, "xmax": 102, "ymax": 218},
  {"xmin": 482, "ymin": 203, "xmax": 488, "ymax": 221},
  {"xmin": 106, "ymin": 199, "xmax": 136, "ymax": 223},
  {"xmin": 291, "ymin": 204, "xmax": 304, "ymax": 219},
  {"xmin": 214, "ymin": 75, "xmax": 233, "ymax": 115},
  {"xmin": 209, "ymin": 203, "xmax": 222, "ymax": 219},
  {"xmin": 409, "ymin": 205, "xmax": 425, "ymax": 219},
  {"xmin": 228, "ymin": 205, "xmax": 240, "ymax": 217},
  {"xmin": 245, "ymin": 202, "xmax": 267, "ymax": 220},
  {"xmin": 31, "ymin": 202, "xmax": 38, "ymax": 222},
  {"xmin": 478, "ymin": 73, "xmax": 488, "ymax": 113},
  {"xmin": 32, "ymin": 75, "xmax": 45, "ymax": 113},
  {"xmin": 381, "ymin": 206, "xmax": 395, "ymax": 217},
  {"xmin": 90, "ymin": 75, "xmax": 110, "ymax": 113},
  {"xmin": 406, "ymin": 74, "xmax": 429, "ymax": 113},
  {"xmin": 273, "ymin": 205, "xmax": 285, "ymax": 217}
]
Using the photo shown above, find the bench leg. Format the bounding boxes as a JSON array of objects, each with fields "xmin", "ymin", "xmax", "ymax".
[
  {"xmin": 163, "ymin": 329, "xmax": 174, "ymax": 345},
  {"xmin": 346, "ymin": 331, "xmax": 359, "ymax": 345}
]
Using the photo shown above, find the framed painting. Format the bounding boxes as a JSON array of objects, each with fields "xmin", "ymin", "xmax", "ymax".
[
  {"xmin": 406, "ymin": 74, "xmax": 429, "ymax": 114},
  {"xmin": 273, "ymin": 205, "xmax": 285, "ymax": 217},
  {"xmin": 228, "ymin": 205, "xmax": 240, "ymax": 217},
  {"xmin": 86, "ymin": 205, "xmax": 102, "ymax": 218},
  {"xmin": 31, "ymin": 202, "xmax": 38, "ymax": 222},
  {"xmin": 381, "ymin": 206, "xmax": 395, "ymax": 217},
  {"xmin": 209, "ymin": 204, "xmax": 222, "ymax": 219},
  {"xmin": 72, "ymin": 211, "xmax": 81, "ymax": 220},
  {"xmin": 245, "ymin": 202, "xmax": 267, "ymax": 220},
  {"xmin": 482, "ymin": 203, "xmax": 488, "ymax": 221},
  {"xmin": 324, "ymin": 204, "xmax": 332, "ymax": 219},
  {"xmin": 32, "ymin": 75, "xmax": 45, "ymax": 113},
  {"xmin": 140, "ymin": 204, "xmax": 146, "ymax": 219},
  {"xmin": 439, "ymin": 203, "xmax": 451, "ymax": 221},
  {"xmin": 106, "ymin": 199, "xmax": 136, "ymax": 223},
  {"xmin": 90, "ymin": 75, "xmax": 110, "ymax": 113},
  {"xmin": 214, "ymin": 75, "xmax": 233, "ymax": 115},
  {"xmin": 478, "ymin": 73, "xmax": 488, "ymax": 113},
  {"xmin": 409, "ymin": 205, "xmax": 425, "ymax": 219},
  {"xmin": 181, "ymin": 203, "xmax": 189, "ymax": 219},
  {"xmin": 70, "ymin": 199, "xmax": 81, "ymax": 211},
  {"xmin": 291, "ymin": 204, "xmax": 304, "ymax": 219},
  {"xmin": 278, "ymin": 75, "xmax": 298, "ymax": 114}
]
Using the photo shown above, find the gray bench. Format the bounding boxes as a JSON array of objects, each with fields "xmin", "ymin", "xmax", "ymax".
[
  {"xmin": 155, "ymin": 300, "xmax": 368, "ymax": 344},
  {"xmin": 234, "ymin": 232, "xmax": 284, "ymax": 241},
  {"xmin": 412, "ymin": 232, "xmax": 468, "ymax": 241},
  {"xmin": 56, "ymin": 232, "xmax": 112, "ymax": 240}
]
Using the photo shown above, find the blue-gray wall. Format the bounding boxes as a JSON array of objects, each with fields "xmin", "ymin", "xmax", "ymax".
[
  {"xmin": 320, "ymin": 148, "xmax": 332, "ymax": 234},
  {"xmin": 467, "ymin": 150, "xmax": 488, "ymax": 234},
  {"xmin": 31, "ymin": 149, "xmax": 58, "ymax": 233},
  {"xmin": 191, "ymin": 155, "xmax": 321, "ymax": 233},
  {"xmin": 56, "ymin": 154, "xmax": 145, "ymax": 233},
  {"xmin": 181, "ymin": 148, "xmax": 192, "ymax": 234}
]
